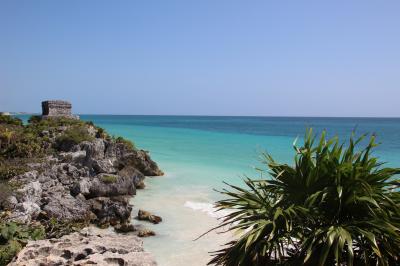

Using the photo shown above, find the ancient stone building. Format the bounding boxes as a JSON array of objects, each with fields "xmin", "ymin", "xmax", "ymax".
[{"xmin": 41, "ymin": 100, "xmax": 78, "ymax": 119}]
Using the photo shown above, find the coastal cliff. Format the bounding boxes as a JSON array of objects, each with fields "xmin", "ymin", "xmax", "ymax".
[{"xmin": 0, "ymin": 111, "xmax": 163, "ymax": 265}]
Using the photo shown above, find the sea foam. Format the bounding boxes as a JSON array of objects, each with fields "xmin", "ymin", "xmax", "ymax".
[{"xmin": 184, "ymin": 201, "xmax": 230, "ymax": 219}]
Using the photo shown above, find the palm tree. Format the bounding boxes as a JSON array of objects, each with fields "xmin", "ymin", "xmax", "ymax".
[{"xmin": 208, "ymin": 129, "xmax": 400, "ymax": 266}]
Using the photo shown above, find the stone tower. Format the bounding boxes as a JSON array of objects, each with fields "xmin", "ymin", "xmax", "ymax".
[{"xmin": 41, "ymin": 100, "xmax": 78, "ymax": 119}]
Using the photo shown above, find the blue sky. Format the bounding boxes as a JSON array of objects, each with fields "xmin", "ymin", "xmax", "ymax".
[{"xmin": 1, "ymin": 1, "xmax": 399, "ymax": 116}]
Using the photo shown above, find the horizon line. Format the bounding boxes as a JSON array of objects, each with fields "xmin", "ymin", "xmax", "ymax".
[{"xmin": 12, "ymin": 112, "xmax": 400, "ymax": 119}]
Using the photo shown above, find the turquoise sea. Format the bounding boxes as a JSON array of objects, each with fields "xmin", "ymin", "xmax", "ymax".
[{"xmin": 18, "ymin": 115, "xmax": 400, "ymax": 265}]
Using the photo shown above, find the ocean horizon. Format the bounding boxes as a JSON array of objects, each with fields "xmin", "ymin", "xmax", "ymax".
[{"xmin": 16, "ymin": 114, "xmax": 400, "ymax": 265}]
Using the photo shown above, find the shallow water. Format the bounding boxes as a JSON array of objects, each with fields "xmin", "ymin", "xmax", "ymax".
[{"xmin": 17, "ymin": 115, "xmax": 400, "ymax": 265}]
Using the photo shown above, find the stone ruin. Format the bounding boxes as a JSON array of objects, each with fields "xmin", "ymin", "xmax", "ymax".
[{"xmin": 41, "ymin": 100, "xmax": 78, "ymax": 119}]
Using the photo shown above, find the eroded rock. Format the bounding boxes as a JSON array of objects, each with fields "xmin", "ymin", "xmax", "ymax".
[
  {"xmin": 138, "ymin": 229, "xmax": 156, "ymax": 238},
  {"xmin": 9, "ymin": 227, "xmax": 157, "ymax": 266},
  {"xmin": 138, "ymin": 210, "xmax": 162, "ymax": 224}
]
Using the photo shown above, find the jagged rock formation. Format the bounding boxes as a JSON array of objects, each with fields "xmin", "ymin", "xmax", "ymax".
[
  {"xmin": 0, "ymin": 107, "xmax": 163, "ymax": 265},
  {"xmin": 4, "ymin": 126, "xmax": 163, "ymax": 227},
  {"xmin": 9, "ymin": 227, "xmax": 157, "ymax": 266}
]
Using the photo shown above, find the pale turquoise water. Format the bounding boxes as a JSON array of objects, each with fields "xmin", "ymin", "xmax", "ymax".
[{"xmin": 16, "ymin": 115, "xmax": 400, "ymax": 265}]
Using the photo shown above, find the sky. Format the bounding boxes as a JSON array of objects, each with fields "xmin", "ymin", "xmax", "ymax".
[{"xmin": 0, "ymin": 1, "xmax": 399, "ymax": 117}]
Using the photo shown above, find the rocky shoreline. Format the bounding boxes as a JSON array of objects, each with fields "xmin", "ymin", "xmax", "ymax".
[{"xmin": 0, "ymin": 107, "xmax": 163, "ymax": 265}]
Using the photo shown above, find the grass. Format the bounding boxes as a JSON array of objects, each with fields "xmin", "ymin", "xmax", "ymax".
[{"xmin": 101, "ymin": 175, "xmax": 118, "ymax": 183}]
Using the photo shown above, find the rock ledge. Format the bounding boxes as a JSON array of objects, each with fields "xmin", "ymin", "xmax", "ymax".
[{"xmin": 9, "ymin": 227, "xmax": 157, "ymax": 266}]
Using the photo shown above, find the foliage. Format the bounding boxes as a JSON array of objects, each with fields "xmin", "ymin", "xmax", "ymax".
[
  {"xmin": 1, "ymin": 132, "xmax": 45, "ymax": 158},
  {"xmin": 0, "ymin": 116, "xmax": 22, "ymax": 127},
  {"xmin": 208, "ymin": 129, "xmax": 400, "ymax": 266},
  {"xmin": 96, "ymin": 127, "xmax": 108, "ymax": 139},
  {"xmin": 0, "ymin": 159, "xmax": 28, "ymax": 181},
  {"xmin": 0, "ymin": 222, "xmax": 45, "ymax": 266},
  {"xmin": 0, "ymin": 120, "xmax": 48, "ymax": 159},
  {"xmin": 55, "ymin": 126, "xmax": 94, "ymax": 151},
  {"xmin": 115, "ymin": 136, "xmax": 135, "ymax": 151},
  {"xmin": 26, "ymin": 115, "xmax": 41, "ymax": 124},
  {"xmin": 101, "ymin": 175, "xmax": 118, "ymax": 183},
  {"xmin": 27, "ymin": 116, "xmax": 84, "ymax": 129},
  {"xmin": 0, "ymin": 184, "xmax": 12, "ymax": 209},
  {"xmin": 41, "ymin": 217, "xmax": 88, "ymax": 239}
]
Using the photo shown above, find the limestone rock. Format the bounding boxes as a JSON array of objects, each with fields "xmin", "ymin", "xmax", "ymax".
[
  {"xmin": 9, "ymin": 227, "xmax": 157, "ymax": 266},
  {"xmin": 138, "ymin": 229, "xmax": 156, "ymax": 238},
  {"xmin": 71, "ymin": 174, "xmax": 136, "ymax": 199},
  {"xmin": 93, "ymin": 158, "xmax": 118, "ymax": 174},
  {"xmin": 138, "ymin": 210, "xmax": 162, "ymax": 224},
  {"xmin": 42, "ymin": 192, "xmax": 92, "ymax": 222},
  {"xmin": 124, "ymin": 150, "xmax": 164, "ymax": 176},
  {"xmin": 80, "ymin": 139, "xmax": 106, "ymax": 160},
  {"xmin": 114, "ymin": 223, "xmax": 136, "ymax": 233},
  {"xmin": 58, "ymin": 150, "xmax": 87, "ymax": 164},
  {"xmin": 119, "ymin": 165, "xmax": 146, "ymax": 189},
  {"xmin": 88, "ymin": 196, "xmax": 132, "ymax": 226}
]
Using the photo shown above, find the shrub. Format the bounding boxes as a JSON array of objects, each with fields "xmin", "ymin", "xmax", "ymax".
[
  {"xmin": 0, "ymin": 160, "xmax": 28, "ymax": 180},
  {"xmin": 1, "ymin": 132, "xmax": 45, "ymax": 158},
  {"xmin": 115, "ymin": 136, "xmax": 135, "ymax": 151},
  {"xmin": 96, "ymin": 127, "xmax": 108, "ymax": 139},
  {"xmin": 55, "ymin": 126, "xmax": 93, "ymax": 151},
  {"xmin": 41, "ymin": 217, "xmax": 88, "ymax": 239},
  {"xmin": 27, "ymin": 115, "xmax": 41, "ymax": 124},
  {"xmin": 0, "ymin": 222, "xmax": 45, "ymax": 266},
  {"xmin": 0, "ymin": 184, "xmax": 12, "ymax": 209},
  {"xmin": 208, "ymin": 129, "xmax": 400, "ymax": 266},
  {"xmin": 0, "ymin": 116, "xmax": 22, "ymax": 126},
  {"xmin": 26, "ymin": 116, "xmax": 87, "ymax": 136}
]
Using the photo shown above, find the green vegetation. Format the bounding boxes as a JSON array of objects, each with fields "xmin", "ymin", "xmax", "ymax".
[
  {"xmin": 0, "ymin": 222, "xmax": 45, "ymax": 266},
  {"xmin": 101, "ymin": 175, "xmax": 118, "ymax": 183},
  {"xmin": 0, "ymin": 184, "xmax": 12, "ymax": 208},
  {"xmin": 0, "ymin": 159, "xmax": 28, "ymax": 181},
  {"xmin": 41, "ymin": 218, "xmax": 88, "ymax": 239},
  {"xmin": 208, "ymin": 129, "xmax": 400, "ymax": 266},
  {"xmin": 96, "ymin": 127, "xmax": 107, "ymax": 139},
  {"xmin": 28, "ymin": 115, "xmax": 85, "ymax": 129},
  {"xmin": 55, "ymin": 126, "xmax": 94, "ymax": 151},
  {"xmin": 115, "ymin": 136, "xmax": 135, "ymax": 151},
  {"xmin": 0, "ymin": 116, "xmax": 22, "ymax": 127},
  {"xmin": 0, "ymin": 115, "xmax": 134, "ymax": 180}
]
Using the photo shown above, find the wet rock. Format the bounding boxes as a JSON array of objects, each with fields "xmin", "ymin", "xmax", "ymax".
[
  {"xmin": 138, "ymin": 210, "xmax": 162, "ymax": 224},
  {"xmin": 137, "ymin": 229, "xmax": 156, "ymax": 238},
  {"xmin": 114, "ymin": 223, "xmax": 136, "ymax": 233}
]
